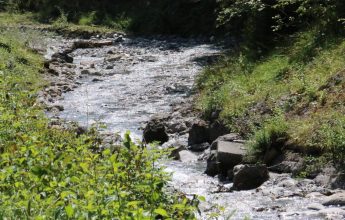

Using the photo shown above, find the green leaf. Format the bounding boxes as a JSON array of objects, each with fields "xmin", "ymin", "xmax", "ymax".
[
  {"xmin": 198, "ymin": 195, "xmax": 206, "ymax": 202},
  {"xmin": 65, "ymin": 204, "xmax": 74, "ymax": 218},
  {"xmin": 154, "ymin": 208, "xmax": 168, "ymax": 217}
]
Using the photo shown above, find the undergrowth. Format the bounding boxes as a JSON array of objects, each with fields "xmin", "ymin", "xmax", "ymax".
[
  {"xmin": 197, "ymin": 28, "xmax": 345, "ymax": 168},
  {"xmin": 0, "ymin": 29, "xmax": 199, "ymax": 219}
]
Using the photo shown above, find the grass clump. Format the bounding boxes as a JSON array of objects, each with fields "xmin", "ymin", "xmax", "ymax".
[
  {"xmin": 247, "ymin": 113, "xmax": 288, "ymax": 162},
  {"xmin": 0, "ymin": 29, "xmax": 199, "ymax": 219}
]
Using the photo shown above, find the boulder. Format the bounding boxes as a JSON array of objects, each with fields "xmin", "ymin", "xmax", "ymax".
[
  {"xmin": 323, "ymin": 192, "xmax": 345, "ymax": 206},
  {"xmin": 188, "ymin": 120, "xmax": 210, "ymax": 145},
  {"xmin": 217, "ymin": 141, "xmax": 246, "ymax": 176},
  {"xmin": 232, "ymin": 164, "xmax": 269, "ymax": 190},
  {"xmin": 143, "ymin": 118, "xmax": 169, "ymax": 144},
  {"xmin": 205, "ymin": 134, "xmax": 246, "ymax": 177},
  {"xmin": 208, "ymin": 121, "xmax": 230, "ymax": 143},
  {"xmin": 205, "ymin": 150, "xmax": 218, "ymax": 177}
]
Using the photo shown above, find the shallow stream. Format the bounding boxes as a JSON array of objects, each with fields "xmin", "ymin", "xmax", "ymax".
[{"xmin": 44, "ymin": 36, "xmax": 342, "ymax": 220}]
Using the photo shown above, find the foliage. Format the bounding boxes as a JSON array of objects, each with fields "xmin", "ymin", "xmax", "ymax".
[
  {"xmin": 247, "ymin": 113, "xmax": 288, "ymax": 159},
  {"xmin": 197, "ymin": 26, "xmax": 345, "ymax": 164},
  {"xmin": 0, "ymin": 29, "xmax": 199, "ymax": 219},
  {"xmin": 51, "ymin": 8, "xmax": 69, "ymax": 29}
]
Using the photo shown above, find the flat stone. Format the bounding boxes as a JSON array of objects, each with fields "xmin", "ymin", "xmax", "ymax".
[
  {"xmin": 217, "ymin": 141, "xmax": 246, "ymax": 175},
  {"xmin": 323, "ymin": 192, "xmax": 345, "ymax": 206},
  {"xmin": 178, "ymin": 150, "xmax": 198, "ymax": 162}
]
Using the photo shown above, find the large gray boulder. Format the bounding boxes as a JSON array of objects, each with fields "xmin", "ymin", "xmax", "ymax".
[
  {"xmin": 232, "ymin": 164, "xmax": 269, "ymax": 190},
  {"xmin": 205, "ymin": 134, "xmax": 246, "ymax": 177},
  {"xmin": 217, "ymin": 141, "xmax": 246, "ymax": 176}
]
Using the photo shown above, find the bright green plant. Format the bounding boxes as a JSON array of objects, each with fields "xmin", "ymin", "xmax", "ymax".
[{"xmin": 0, "ymin": 29, "xmax": 199, "ymax": 219}]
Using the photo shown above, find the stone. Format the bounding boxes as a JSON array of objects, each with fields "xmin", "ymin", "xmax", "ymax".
[
  {"xmin": 169, "ymin": 145, "xmax": 187, "ymax": 160},
  {"xmin": 166, "ymin": 122, "xmax": 187, "ymax": 134},
  {"xmin": 307, "ymin": 203, "xmax": 325, "ymax": 211},
  {"xmin": 51, "ymin": 52, "xmax": 73, "ymax": 63},
  {"xmin": 73, "ymin": 40, "xmax": 113, "ymax": 49},
  {"xmin": 208, "ymin": 121, "xmax": 230, "ymax": 143},
  {"xmin": 323, "ymin": 192, "xmax": 345, "ymax": 206},
  {"xmin": 210, "ymin": 133, "xmax": 241, "ymax": 150},
  {"xmin": 188, "ymin": 120, "xmax": 210, "ymax": 145},
  {"xmin": 268, "ymin": 161, "xmax": 301, "ymax": 174},
  {"xmin": 232, "ymin": 164, "xmax": 269, "ymax": 190},
  {"xmin": 106, "ymin": 55, "xmax": 122, "ymax": 62},
  {"xmin": 205, "ymin": 150, "xmax": 218, "ymax": 176},
  {"xmin": 177, "ymin": 150, "xmax": 198, "ymax": 162},
  {"xmin": 81, "ymin": 69, "xmax": 90, "ymax": 75},
  {"xmin": 189, "ymin": 142, "xmax": 210, "ymax": 152},
  {"xmin": 205, "ymin": 134, "xmax": 246, "ymax": 177},
  {"xmin": 143, "ymin": 118, "xmax": 169, "ymax": 144},
  {"xmin": 217, "ymin": 141, "xmax": 246, "ymax": 176}
]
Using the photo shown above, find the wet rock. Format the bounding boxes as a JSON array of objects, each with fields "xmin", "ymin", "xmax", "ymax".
[
  {"xmin": 169, "ymin": 145, "xmax": 187, "ymax": 160},
  {"xmin": 81, "ymin": 69, "xmax": 91, "ymax": 75},
  {"xmin": 232, "ymin": 164, "xmax": 269, "ymax": 190},
  {"xmin": 177, "ymin": 150, "xmax": 198, "ymax": 162},
  {"xmin": 268, "ymin": 161, "xmax": 303, "ymax": 174},
  {"xmin": 189, "ymin": 142, "xmax": 210, "ymax": 152},
  {"xmin": 323, "ymin": 192, "xmax": 345, "ymax": 206},
  {"xmin": 166, "ymin": 121, "xmax": 187, "ymax": 134},
  {"xmin": 143, "ymin": 117, "xmax": 169, "ymax": 144},
  {"xmin": 92, "ymin": 78, "xmax": 103, "ymax": 82},
  {"xmin": 106, "ymin": 55, "xmax": 122, "ymax": 62},
  {"xmin": 166, "ymin": 84, "xmax": 189, "ymax": 94},
  {"xmin": 188, "ymin": 120, "xmax": 210, "ymax": 145},
  {"xmin": 307, "ymin": 203, "xmax": 325, "ymax": 211},
  {"xmin": 73, "ymin": 40, "xmax": 113, "ymax": 49},
  {"xmin": 113, "ymin": 36, "xmax": 124, "ymax": 43},
  {"xmin": 51, "ymin": 52, "xmax": 73, "ymax": 63},
  {"xmin": 205, "ymin": 150, "xmax": 218, "ymax": 176}
]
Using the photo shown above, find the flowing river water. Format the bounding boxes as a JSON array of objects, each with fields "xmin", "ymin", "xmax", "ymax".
[{"xmin": 43, "ymin": 35, "xmax": 345, "ymax": 220}]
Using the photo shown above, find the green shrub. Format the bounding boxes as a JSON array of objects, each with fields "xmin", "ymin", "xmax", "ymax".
[
  {"xmin": 52, "ymin": 8, "xmax": 68, "ymax": 29},
  {"xmin": 0, "ymin": 29, "xmax": 199, "ymax": 219},
  {"xmin": 78, "ymin": 11, "xmax": 97, "ymax": 26}
]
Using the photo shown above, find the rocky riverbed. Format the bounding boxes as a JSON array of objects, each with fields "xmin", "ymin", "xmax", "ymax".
[{"xmin": 38, "ymin": 33, "xmax": 345, "ymax": 219}]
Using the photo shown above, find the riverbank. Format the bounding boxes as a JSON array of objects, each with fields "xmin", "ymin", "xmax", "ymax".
[{"xmin": 0, "ymin": 27, "xmax": 199, "ymax": 219}]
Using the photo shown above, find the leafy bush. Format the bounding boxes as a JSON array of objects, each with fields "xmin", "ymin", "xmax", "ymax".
[{"xmin": 0, "ymin": 29, "xmax": 199, "ymax": 219}]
